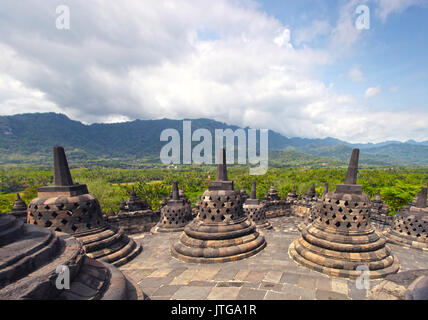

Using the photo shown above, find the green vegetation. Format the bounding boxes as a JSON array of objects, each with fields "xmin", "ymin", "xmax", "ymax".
[
  {"xmin": 1, "ymin": 113, "xmax": 428, "ymax": 166},
  {"xmin": 1, "ymin": 164, "xmax": 426, "ymax": 215}
]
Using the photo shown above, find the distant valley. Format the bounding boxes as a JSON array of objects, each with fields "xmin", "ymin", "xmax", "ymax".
[{"xmin": 1, "ymin": 112, "xmax": 427, "ymax": 166}]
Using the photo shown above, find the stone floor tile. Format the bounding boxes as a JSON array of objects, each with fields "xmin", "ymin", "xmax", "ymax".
[
  {"xmin": 263, "ymin": 271, "xmax": 283, "ymax": 283},
  {"xmin": 171, "ymin": 286, "xmax": 212, "ymax": 300},
  {"xmin": 236, "ymin": 287, "xmax": 267, "ymax": 300},
  {"xmin": 315, "ymin": 289, "xmax": 349, "ymax": 300},
  {"xmin": 259, "ymin": 281, "xmax": 283, "ymax": 292},
  {"xmin": 280, "ymin": 273, "xmax": 301, "ymax": 285},
  {"xmin": 207, "ymin": 287, "xmax": 241, "ymax": 300},
  {"xmin": 138, "ymin": 276, "xmax": 172, "ymax": 288},
  {"xmin": 264, "ymin": 291, "xmax": 293, "ymax": 300},
  {"xmin": 214, "ymin": 268, "xmax": 239, "ymax": 281},
  {"xmin": 234, "ymin": 270, "xmax": 251, "ymax": 281},
  {"xmin": 152, "ymin": 285, "xmax": 181, "ymax": 297},
  {"xmin": 331, "ymin": 279, "xmax": 349, "ymax": 295},
  {"xmin": 297, "ymin": 275, "xmax": 318, "ymax": 289},
  {"xmin": 188, "ymin": 281, "xmax": 216, "ymax": 287},
  {"xmin": 315, "ymin": 277, "xmax": 332, "ymax": 292},
  {"xmin": 216, "ymin": 281, "xmax": 244, "ymax": 287},
  {"xmin": 147, "ymin": 268, "xmax": 173, "ymax": 278}
]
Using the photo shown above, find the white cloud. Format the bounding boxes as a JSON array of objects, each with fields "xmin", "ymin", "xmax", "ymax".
[
  {"xmin": 0, "ymin": 0, "xmax": 426, "ymax": 143},
  {"xmin": 330, "ymin": 0, "xmax": 368, "ymax": 51},
  {"xmin": 364, "ymin": 86, "xmax": 382, "ymax": 98},
  {"xmin": 376, "ymin": 0, "xmax": 425, "ymax": 22},
  {"xmin": 349, "ymin": 67, "xmax": 366, "ymax": 82},
  {"xmin": 294, "ymin": 20, "xmax": 331, "ymax": 45},
  {"xmin": 273, "ymin": 28, "xmax": 292, "ymax": 48}
]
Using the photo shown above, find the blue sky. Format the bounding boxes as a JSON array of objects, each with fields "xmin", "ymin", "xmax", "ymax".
[
  {"xmin": 0, "ymin": 0, "xmax": 427, "ymax": 143},
  {"xmin": 259, "ymin": 0, "xmax": 428, "ymax": 110}
]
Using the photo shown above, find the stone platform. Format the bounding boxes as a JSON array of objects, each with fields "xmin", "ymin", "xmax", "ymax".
[
  {"xmin": 119, "ymin": 215, "xmax": 428, "ymax": 300},
  {"xmin": 0, "ymin": 213, "xmax": 143, "ymax": 300}
]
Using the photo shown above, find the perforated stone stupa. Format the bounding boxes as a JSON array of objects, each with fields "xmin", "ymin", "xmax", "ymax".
[
  {"xmin": 286, "ymin": 186, "xmax": 299, "ymax": 204},
  {"xmin": 369, "ymin": 192, "xmax": 392, "ymax": 230},
  {"xmin": 386, "ymin": 187, "xmax": 428, "ymax": 250},
  {"xmin": 289, "ymin": 149, "xmax": 399, "ymax": 279},
  {"xmin": 8, "ymin": 193, "xmax": 27, "ymax": 222},
  {"xmin": 171, "ymin": 149, "xmax": 266, "ymax": 263},
  {"xmin": 107, "ymin": 187, "xmax": 158, "ymax": 234},
  {"xmin": 304, "ymin": 184, "xmax": 317, "ymax": 202},
  {"xmin": 264, "ymin": 185, "xmax": 288, "ymax": 218},
  {"xmin": 152, "ymin": 182, "xmax": 193, "ymax": 233},
  {"xmin": 122, "ymin": 187, "xmax": 150, "ymax": 212},
  {"xmin": 240, "ymin": 185, "xmax": 249, "ymax": 203},
  {"xmin": 243, "ymin": 182, "xmax": 272, "ymax": 230},
  {"xmin": 0, "ymin": 213, "xmax": 142, "ymax": 300},
  {"xmin": 27, "ymin": 146, "xmax": 141, "ymax": 267},
  {"xmin": 297, "ymin": 184, "xmax": 327, "ymax": 232},
  {"xmin": 291, "ymin": 184, "xmax": 319, "ymax": 219}
]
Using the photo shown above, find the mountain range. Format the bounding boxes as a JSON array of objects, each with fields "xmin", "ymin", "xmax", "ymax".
[{"xmin": 0, "ymin": 112, "xmax": 427, "ymax": 166}]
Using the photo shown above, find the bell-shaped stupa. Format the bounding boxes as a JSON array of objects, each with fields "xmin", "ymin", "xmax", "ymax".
[
  {"xmin": 286, "ymin": 186, "xmax": 299, "ymax": 203},
  {"xmin": 386, "ymin": 187, "xmax": 428, "ymax": 250},
  {"xmin": 243, "ymin": 182, "xmax": 271, "ymax": 230},
  {"xmin": 264, "ymin": 184, "xmax": 288, "ymax": 218},
  {"xmin": 369, "ymin": 191, "xmax": 392, "ymax": 230},
  {"xmin": 152, "ymin": 182, "xmax": 193, "ymax": 233},
  {"xmin": 289, "ymin": 149, "xmax": 399, "ymax": 279},
  {"xmin": 297, "ymin": 183, "xmax": 328, "ymax": 232},
  {"xmin": 171, "ymin": 148, "xmax": 266, "ymax": 263},
  {"xmin": 8, "ymin": 193, "xmax": 27, "ymax": 222},
  {"xmin": 322, "ymin": 183, "xmax": 329, "ymax": 200},
  {"xmin": 240, "ymin": 185, "xmax": 249, "ymax": 203},
  {"xmin": 0, "ymin": 213, "xmax": 142, "ymax": 300},
  {"xmin": 304, "ymin": 184, "xmax": 317, "ymax": 201},
  {"xmin": 27, "ymin": 146, "xmax": 141, "ymax": 267},
  {"xmin": 125, "ymin": 187, "xmax": 150, "ymax": 212}
]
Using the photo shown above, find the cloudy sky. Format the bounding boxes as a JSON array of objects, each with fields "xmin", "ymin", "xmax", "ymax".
[{"xmin": 0, "ymin": 0, "xmax": 427, "ymax": 143}]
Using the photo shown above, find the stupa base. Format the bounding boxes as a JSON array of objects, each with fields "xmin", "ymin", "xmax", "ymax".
[
  {"xmin": 75, "ymin": 226, "xmax": 142, "ymax": 267},
  {"xmin": 289, "ymin": 237, "xmax": 400, "ymax": 279},
  {"xmin": 171, "ymin": 239, "xmax": 266, "ymax": 264},
  {"xmin": 171, "ymin": 219, "xmax": 266, "ymax": 264},
  {"xmin": 266, "ymin": 210, "xmax": 289, "ymax": 219},
  {"xmin": 151, "ymin": 225, "xmax": 186, "ymax": 233},
  {"xmin": 385, "ymin": 230, "xmax": 428, "ymax": 251},
  {"xmin": 256, "ymin": 221, "xmax": 272, "ymax": 230}
]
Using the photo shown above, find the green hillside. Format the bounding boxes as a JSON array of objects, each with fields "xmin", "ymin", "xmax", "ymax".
[{"xmin": 1, "ymin": 112, "xmax": 427, "ymax": 166}]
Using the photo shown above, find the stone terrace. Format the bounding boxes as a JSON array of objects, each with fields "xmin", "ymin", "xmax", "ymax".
[{"xmin": 119, "ymin": 215, "xmax": 428, "ymax": 300}]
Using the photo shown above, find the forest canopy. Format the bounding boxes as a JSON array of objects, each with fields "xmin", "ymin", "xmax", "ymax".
[{"xmin": 1, "ymin": 165, "xmax": 426, "ymax": 215}]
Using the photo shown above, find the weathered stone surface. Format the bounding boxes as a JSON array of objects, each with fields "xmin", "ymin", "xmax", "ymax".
[
  {"xmin": 107, "ymin": 210, "xmax": 160, "ymax": 234},
  {"xmin": 385, "ymin": 187, "xmax": 428, "ymax": 250},
  {"xmin": 369, "ymin": 192, "xmax": 392, "ymax": 231},
  {"xmin": 264, "ymin": 185, "xmax": 289, "ymax": 218},
  {"xmin": 405, "ymin": 275, "xmax": 428, "ymax": 300},
  {"xmin": 152, "ymin": 182, "xmax": 193, "ymax": 233},
  {"xmin": 27, "ymin": 146, "xmax": 141, "ymax": 267},
  {"xmin": 119, "ymin": 214, "xmax": 428, "ymax": 300},
  {"xmin": 243, "ymin": 182, "xmax": 271, "ymax": 230},
  {"xmin": 171, "ymin": 148, "xmax": 266, "ymax": 263},
  {"xmin": 106, "ymin": 186, "xmax": 158, "ymax": 234},
  {"xmin": 8, "ymin": 193, "xmax": 27, "ymax": 223},
  {"xmin": 0, "ymin": 213, "xmax": 142, "ymax": 300},
  {"xmin": 289, "ymin": 149, "xmax": 399, "ymax": 279},
  {"xmin": 286, "ymin": 186, "xmax": 299, "ymax": 204}
]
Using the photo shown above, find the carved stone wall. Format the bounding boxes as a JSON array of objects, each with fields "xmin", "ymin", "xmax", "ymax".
[{"xmin": 106, "ymin": 210, "xmax": 160, "ymax": 234}]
